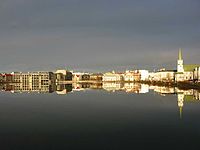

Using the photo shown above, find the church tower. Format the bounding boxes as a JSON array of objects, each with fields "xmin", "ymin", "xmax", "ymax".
[{"xmin": 177, "ymin": 48, "xmax": 184, "ymax": 72}]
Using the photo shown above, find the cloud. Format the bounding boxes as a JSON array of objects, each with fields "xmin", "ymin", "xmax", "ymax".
[{"xmin": 0, "ymin": 0, "xmax": 199, "ymax": 71}]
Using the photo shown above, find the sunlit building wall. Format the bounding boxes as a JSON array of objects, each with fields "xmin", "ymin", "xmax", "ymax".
[
  {"xmin": 10, "ymin": 72, "xmax": 55, "ymax": 93},
  {"xmin": 103, "ymin": 72, "xmax": 123, "ymax": 82},
  {"xmin": 194, "ymin": 67, "xmax": 200, "ymax": 82},
  {"xmin": 139, "ymin": 70, "xmax": 149, "ymax": 81}
]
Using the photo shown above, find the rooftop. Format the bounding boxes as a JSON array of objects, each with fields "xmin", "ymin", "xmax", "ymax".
[{"xmin": 184, "ymin": 64, "xmax": 200, "ymax": 72}]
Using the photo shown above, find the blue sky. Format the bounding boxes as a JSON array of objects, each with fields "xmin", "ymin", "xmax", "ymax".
[{"xmin": 0, "ymin": 0, "xmax": 199, "ymax": 72}]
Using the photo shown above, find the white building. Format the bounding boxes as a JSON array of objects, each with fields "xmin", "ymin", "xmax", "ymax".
[
  {"xmin": 148, "ymin": 70, "xmax": 175, "ymax": 82},
  {"xmin": 139, "ymin": 70, "xmax": 149, "ymax": 81},
  {"xmin": 176, "ymin": 49, "xmax": 200, "ymax": 82}
]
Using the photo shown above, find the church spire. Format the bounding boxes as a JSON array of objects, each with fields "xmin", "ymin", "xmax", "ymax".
[{"xmin": 178, "ymin": 48, "xmax": 182, "ymax": 60}]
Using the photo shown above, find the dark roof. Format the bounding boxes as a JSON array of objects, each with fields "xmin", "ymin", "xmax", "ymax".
[{"xmin": 158, "ymin": 70, "xmax": 176, "ymax": 72}]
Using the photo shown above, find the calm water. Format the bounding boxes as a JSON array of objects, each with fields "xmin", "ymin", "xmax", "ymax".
[{"xmin": 0, "ymin": 84, "xmax": 200, "ymax": 149}]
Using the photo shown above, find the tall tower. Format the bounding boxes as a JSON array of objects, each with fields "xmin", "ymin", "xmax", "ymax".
[{"xmin": 177, "ymin": 48, "xmax": 184, "ymax": 72}]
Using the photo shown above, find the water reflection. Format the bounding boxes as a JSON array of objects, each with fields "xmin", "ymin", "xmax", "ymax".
[{"xmin": 0, "ymin": 82, "xmax": 200, "ymax": 118}]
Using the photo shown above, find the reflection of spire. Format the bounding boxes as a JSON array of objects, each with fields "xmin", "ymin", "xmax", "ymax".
[
  {"xmin": 178, "ymin": 48, "xmax": 182, "ymax": 60},
  {"xmin": 178, "ymin": 93, "xmax": 184, "ymax": 119},
  {"xmin": 179, "ymin": 106, "xmax": 183, "ymax": 119}
]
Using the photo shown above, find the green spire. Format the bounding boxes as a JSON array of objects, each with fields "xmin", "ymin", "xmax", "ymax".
[{"xmin": 178, "ymin": 48, "xmax": 182, "ymax": 60}]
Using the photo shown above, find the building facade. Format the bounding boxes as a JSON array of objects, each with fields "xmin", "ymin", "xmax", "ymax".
[
  {"xmin": 176, "ymin": 49, "xmax": 200, "ymax": 82},
  {"xmin": 55, "ymin": 70, "xmax": 72, "ymax": 82},
  {"xmin": 10, "ymin": 72, "xmax": 55, "ymax": 93},
  {"xmin": 194, "ymin": 67, "xmax": 200, "ymax": 82},
  {"xmin": 103, "ymin": 71, "xmax": 123, "ymax": 82},
  {"xmin": 149, "ymin": 70, "xmax": 175, "ymax": 82}
]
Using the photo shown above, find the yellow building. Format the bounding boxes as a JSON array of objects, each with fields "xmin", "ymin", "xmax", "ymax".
[{"xmin": 103, "ymin": 71, "xmax": 123, "ymax": 82}]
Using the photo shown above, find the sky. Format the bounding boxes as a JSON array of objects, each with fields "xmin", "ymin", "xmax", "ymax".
[{"xmin": 0, "ymin": 0, "xmax": 200, "ymax": 72}]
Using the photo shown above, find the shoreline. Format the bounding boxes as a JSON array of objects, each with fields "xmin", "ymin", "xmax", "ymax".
[
  {"xmin": 1, "ymin": 80, "xmax": 200, "ymax": 90},
  {"xmin": 137, "ymin": 80, "xmax": 200, "ymax": 90}
]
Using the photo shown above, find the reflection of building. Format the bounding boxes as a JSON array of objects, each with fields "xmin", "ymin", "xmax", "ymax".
[
  {"xmin": 56, "ymin": 84, "xmax": 72, "ymax": 94},
  {"xmin": 139, "ymin": 84, "xmax": 149, "ymax": 93},
  {"xmin": 102, "ymin": 82, "xmax": 149, "ymax": 93},
  {"xmin": 123, "ymin": 83, "xmax": 140, "ymax": 93},
  {"xmin": 102, "ymin": 82, "xmax": 123, "ymax": 92},
  {"xmin": 176, "ymin": 89, "xmax": 200, "ymax": 118},
  {"xmin": 153, "ymin": 86, "xmax": 175, "ymax": 95},
  {"xmin": 89, "ymin": 83, "xmax": 103, "ymax": 89},
  {"xmin": 72, "ymin": 83, "xmax": 87, "ymax": 91},
  {"xmin": 150, "ymin": 85, "xmax": 200, "ymax": 119},
  {"xmin": 10, "ymin": 83, "xmax": 54, "ymax": 93},
  {"xmin": 1, "ymin": 82, "xmax": 73, "ymax": 94}
]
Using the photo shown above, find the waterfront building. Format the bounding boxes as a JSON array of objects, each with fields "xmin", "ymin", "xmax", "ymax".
[
  {"xmin": 176, "ymin": 49, "xmax": 200, "ymax": 82},
  {"xmin": 90, "ymin": 73, "xmax": 103, "ymax": 81},
  {"xmin": 123, "ymin": 70, "xmax": 135, "ymax": 81},
  {"xmin": 149, "ymin": 69, "xmax": 175, "ymax": 82},
  {"xmin": 0, "ymin": 73, "xmax": 3, "ymax": 82},
  {"xmin": 0, "ymin": 73, "xmax": 13, "ymax": 83},
  {"xmin": 139, "ymin": 70, "xmax": 149, "ymax": 81},
  {"xmin": 10, "ymin": 72, "xmax": 55, "ymax": 93},
  {"xmin": 72, "ymin": 72, "xmax": 85, "ymax": 82},
  {"xmin": 81, "ymin": 74, "xmax": 90, "ymax": 80},
  {"xmin": 123, "ymin": 70, "xmax": 141, "ymax": 82},
  {"xmin": 194, "ymin": 67, "xmax": 200, "ymax": 82},
  {"xmin": 102, "ymin": 71, "xmax": 123, "ymax": 82},
  {"xmin": 55, "ymin": 70, "xmax": 72, "ymax": 82},
  {"xmin": 148, "ymin": 72, "xmax": 156, "ymax": 81}
]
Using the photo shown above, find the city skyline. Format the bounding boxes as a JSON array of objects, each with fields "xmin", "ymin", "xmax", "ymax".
[{"xmin": 0, "ymin": 0, "xmax": 200, "ymax": 72}]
